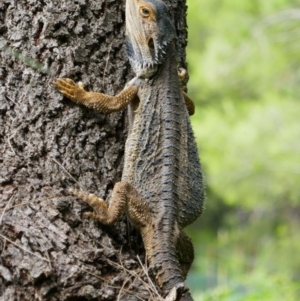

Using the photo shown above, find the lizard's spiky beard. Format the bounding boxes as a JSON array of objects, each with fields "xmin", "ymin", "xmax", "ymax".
[{"xmin": 125, "ymin": 0, "xmax": 176, "ymax": 78}]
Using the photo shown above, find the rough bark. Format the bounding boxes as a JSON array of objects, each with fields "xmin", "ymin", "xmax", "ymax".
[{"xmin": 0, "ymin": 0, "xmax": 188, "ymax": 300}]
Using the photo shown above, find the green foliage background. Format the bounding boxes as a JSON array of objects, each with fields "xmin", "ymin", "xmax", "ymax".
[{"xmin": 185, "ymin": 0, "xmax": 300, "ymax": 300}]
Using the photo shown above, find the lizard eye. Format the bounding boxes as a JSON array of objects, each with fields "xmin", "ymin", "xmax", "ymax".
[{"xmin": 140, "ymin": 7, "xmax": 150, "ymax": 17}]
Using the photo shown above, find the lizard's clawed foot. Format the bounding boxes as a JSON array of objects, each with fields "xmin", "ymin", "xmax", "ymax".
[
  {"xmin": 177, "ymin": 68, "xmax": 188, "ymax": 93},
  {"xmin": 53, "ymin": 78, "xmax": 86, "ymax": 100},
  {"xmin": 68, "ymin": 188, "xmax": 108, "ymax": 221},
  {"xmin": 177, "ymin": 68, "xmax": 187, "ymax": 82}
]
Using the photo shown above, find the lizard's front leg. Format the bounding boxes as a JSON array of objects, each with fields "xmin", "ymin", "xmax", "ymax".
[
  {"xmin": 178, "ymin": 68, "xmax": 195, "ymax": 116},
  {"xmin": 53, "ymin": 78, "xmax": 139, "ymax": 113}
]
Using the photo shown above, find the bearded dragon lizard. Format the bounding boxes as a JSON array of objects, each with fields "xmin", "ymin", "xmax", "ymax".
[{"xmin": 53, "ymin": 0, "xmax": 204, "ymax": 300}]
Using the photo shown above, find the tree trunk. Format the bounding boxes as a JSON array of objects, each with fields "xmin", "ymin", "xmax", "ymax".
[{"xmin": 0, "ymin": 0, "xmax": 188, "ymax": 300}]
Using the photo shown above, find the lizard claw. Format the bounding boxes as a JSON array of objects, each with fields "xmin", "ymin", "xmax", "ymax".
[
  {"xmin": 77, "ymin": 81, "xmax": 85, "ymax": 90},
  {"xmin": 53, "ymin": 78, "xmax": 75, "ymax": 87},
  {"xmin": 68, "ymin": 188, "xmax": 107, "ymax": 211},
  {"xmin": 177, "ymin": 67, "xmax": 187, "ymax": 82},
  {"xmin": 82, "ymin": 212, "xmax": 94, "ymax": 219},
  {"xmin": 53, "ymin": 78, "xmax": 84, "ymax": 100},
  {"xmin": 68, "ymin": 188, "xmax": 79, "ymax": 195}
]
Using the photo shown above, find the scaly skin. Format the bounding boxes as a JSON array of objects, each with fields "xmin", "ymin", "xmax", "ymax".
[{"xmin": 53, "ymin": 0, "xmax": 204, "ymax": 300}]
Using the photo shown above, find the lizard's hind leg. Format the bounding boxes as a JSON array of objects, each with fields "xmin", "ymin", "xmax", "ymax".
[
  {"xmin": 69, "ymin": 188, "xmax": 124, "ymax": 225},
  {"xmin": 69, "ymin": 182, "xmax": 152, "ymax": 228},
  {"xmin": 176, "ymin": 231, "xmax": 194, "ymax": 279}
]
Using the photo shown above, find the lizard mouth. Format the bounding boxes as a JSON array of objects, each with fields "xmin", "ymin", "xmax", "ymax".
[
  {"xmin": 148, "ymin": 38, "xmax": 155, "ymax": 51},
  {"xmin": 146, "ymin": 37, "xmax": 156, "ymax": 66},
  {"xmin": 127, "ymin": 38, "xmax": 171, "ymax": 78}
]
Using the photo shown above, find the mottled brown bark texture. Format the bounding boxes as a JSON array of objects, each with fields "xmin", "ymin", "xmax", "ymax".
[{"xmin": 0, "ymin": 0, "xmax": 188, "ymax": 300}]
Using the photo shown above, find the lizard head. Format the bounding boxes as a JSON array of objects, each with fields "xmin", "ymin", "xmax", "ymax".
[{"xmin": 126, "ymin": 0, "xmax": 176, "ymax": 78}]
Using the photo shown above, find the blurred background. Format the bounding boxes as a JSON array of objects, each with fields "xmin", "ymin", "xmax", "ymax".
[{"xmin": 185, "ymin": 1, "xmax": 300, "ymax": 300}]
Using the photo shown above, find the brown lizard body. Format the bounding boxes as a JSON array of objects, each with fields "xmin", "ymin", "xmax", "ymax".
[{"xmin": 54, "ymin": 0, "xmax": 204, "ymax": 300}]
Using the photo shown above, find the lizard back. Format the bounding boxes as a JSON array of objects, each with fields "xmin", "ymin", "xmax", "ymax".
[{"xmin": 122, "ymin": 43, "xmax": 204, "ymax": 229}]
